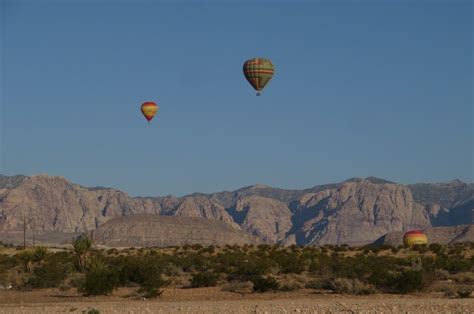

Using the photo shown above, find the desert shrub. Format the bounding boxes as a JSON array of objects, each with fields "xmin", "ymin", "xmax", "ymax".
[
  {"xmin": 362, "ymin": 245, "xmax": 383, "ymax": 254},
  {"xmin": 395, "ymin": 270, "xmax": 424, "ymax": 294},
  {"xmin": 457, "ymin": 288, "xmax": 472, "ymax": 298},
  {"xmin": 305, "ymin": 278, "xmax": 333, "ymax": 290},
  {"xmin": 109, "ymin": 254, "xmax": 169, "ymax": 298},
  {"xmin": 82, "ymin": 263, "xmax": 119, "ymax": 296},
  {"xmin": 368, "ymin": 270, "xmax": 398, "ymax": 293},
  {"xmin": 279, "ymin": 281, "xmax": 301, "ymax": 292},
  {"xmin": 326, "ymin": 278, "xmax": 376, "ymax": 295},
  {"xmin": 435, "ymin": 256, "xmax": 472, "ymax": 274},
  {"xmin": 199, "ymin": 246, "xmax": 215, "ymax": 255},
  {"xmin": 190, "ymin": 244, "xmax": 203, "ymax": 251},
  {"xmin": 257, "ymin": 244, "xmax": 271, "ymax": 252},
  {"xmin": 434, "ymin": 269, "xmax": 450, "ymax": 280},
  {"xmin": 190, "ymin": 271, "xmax": 218, "ymax": 288},
  {"xmin": 225, "ymin": 255, "xmax": 273, "ymax": 281},
  {"xmin": 137, "ymin": 272, "xmax": 169, "ymax": 298},
  {"xmin": 26, "ymin": 260, "xmax": 71, "ymax": 288},
  {"xmin": 428, "ymin": 243, "xmax": 445, "ymax": 255},
  {"xmin": 173, "ymin": 252, "xmax": 209, "ymax": 272},
  {"xmin": 115, "ymin": 254, "xmax": 167, "ymax": 286},
  {"xmin": 448, "ymin": 245, "xmax": 465, "ymax": 257},
  {"xmin": 86, "ymin": 309, "xmax": 100, "ymax": 314},
  {"xmin": 452, "ymin": 272, "xmax": 474, "ymax": 283},
  {"xmin": 69, "ymin": 273, "xmax": 86, "ymax": 289},
  {"xmin": 270, "ymin": 251, "xmax": 306, "ymax": 274},
  {"xmin": 0, "ymin": 254, "xmax": 16, "ymax": 274},
  {"xmin": 334, "ymin": 245, "xmax": 348, "ymax": 253},
  {"xmin": 251, "ymin": 275, "xmax": 279, "ymax": 292},
  {"xmin": 47, "ymin": 251, "xmax": 74, "ymax": 265},
  {"xmin": 442, "ymin": 286, "xmax": 456, "ymax": 298},
  {"xmin": 412, "ymin": 244, "xmax": 428, "ymax": 253},
  {"xmin": 107, "ymin": 248, "xmax": 119, "ymax": 256},
  {"xmin": 221, "ymin": 281, "xmax": 252, "ymax": 293}
]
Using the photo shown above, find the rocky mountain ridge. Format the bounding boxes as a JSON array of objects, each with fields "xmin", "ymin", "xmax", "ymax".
[{"xmin": 0, "ymin": 174, "xmax": 472, "ymax": 246}]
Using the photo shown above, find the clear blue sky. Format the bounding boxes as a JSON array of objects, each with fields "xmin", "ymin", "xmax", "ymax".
[{"xmin": 1, "ymin": 0, "xmax": 472, "ymax": 196}]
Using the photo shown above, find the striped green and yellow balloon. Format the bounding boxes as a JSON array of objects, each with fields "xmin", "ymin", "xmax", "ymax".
[{"xmin": 243, "ymin": 57, "xmax": 275, "ymax": 96}]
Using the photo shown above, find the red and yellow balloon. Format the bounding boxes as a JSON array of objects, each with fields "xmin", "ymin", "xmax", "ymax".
[
  {"xmin": 403, "ymin": 230, "xmax": 428, "ymax": 248},
  {"xmin": 141, "ymin": 102, "xmax": 159, "ymax": 123}
]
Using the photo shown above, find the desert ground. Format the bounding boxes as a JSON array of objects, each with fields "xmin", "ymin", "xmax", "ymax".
[
  {"xmin": 0, "ymin": 287, "xmax": 473, "ymax": 313},
  {"xmin": 1, "ymin": 243, "xmax": 473, "ymax": 313}
]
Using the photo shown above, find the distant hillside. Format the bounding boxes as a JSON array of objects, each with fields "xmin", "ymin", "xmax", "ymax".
[
  {"xmin": 91, "ymin": 215, "xmax": 260, "ymax": 247},
  {"xmin": 0, "ymin": 174, "xmax": 472, "ymax": 246}
]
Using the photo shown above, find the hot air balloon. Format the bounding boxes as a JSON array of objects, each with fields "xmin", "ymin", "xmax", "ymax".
[
  {"xmin": 141, "ymin": 101, "xmax": 158, "ymax": 124},
  {"xmin": 403, "ymin": 230, "xmax": 428, "ymax": 248},
  {"xmin": 243, "ymin": 57, "xmax": 275, "ymax": 96}
]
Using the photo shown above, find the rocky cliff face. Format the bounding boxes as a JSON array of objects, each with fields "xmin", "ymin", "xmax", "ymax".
[
  {"xmin": 289, "ymin": 179, "xmax": 430, "ymax": 245},
  {"xmin": 0, "ymin": 174, "xmax": 471, "ymax": 246},
  {"xmin": 0, "ymin": 175, "xmax": 162, "ymax": 233}
]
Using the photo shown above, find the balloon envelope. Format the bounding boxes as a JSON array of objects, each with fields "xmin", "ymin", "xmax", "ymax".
[
  {"xmin": 403, "ymin": 230, "xmax": 428, "ymax": 247},
  {"xmin": 141, "ymin": 102, "xmax": 158, "ymax": 122},
  {"xmin": 243, "ymin": 57, "xmax": 275, "ymax": 96}
]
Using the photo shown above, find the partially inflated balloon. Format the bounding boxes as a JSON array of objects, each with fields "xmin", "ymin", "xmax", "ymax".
[
  {"xmin": 141, "ymin": 102, "xmax": 158, "ymax": 123},
  {"xmin": 403, "ymin": 230, "xmax": 428, "ymax": 248},
  {"xmin": 243, "ymin": 57, "xmax": 275, "ymax": 96}
]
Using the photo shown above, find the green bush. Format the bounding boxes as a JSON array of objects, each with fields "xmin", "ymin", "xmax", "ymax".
[
  {"xmin": 368, "ymin": 270, "xmax": 398, "ymax": 293},
  {"xmin": 395, "ymin": 270, "xmax": 424, "ymax": 294},
  {"xmin": 412, "ymin": 244, "xmax": 428, "ymax": 253},
  {"xmin": 226, "ymin": 256, "xmax": 273, "ymax": 281},
  {"xmin": 270, "ymin": 251, "xmax": 306, "ymax": 274},
  {"xmin": 82, "ymin": 266, "xmax": 119, "ymax": 296},
  {"xmin": 190, "ymin": 271, "xmax": 218, "ymax": 288},
  {"xmin": 305, "ymin": 279, "xmax": 333, "ymax": 290},
  {"xmin": 27, "ymin": 260, "xmax": 71, "ymax": 288},
  {"xmin": 326, "ymin": 278, "xmax": 376, "ymax": 295},
  {"xmin": 251, "ymin": 276, "xmax": 280, "ymax": 292},
  {"xmin": 457, "ymin": 288, "xmax": 472, "ymax": 298},
  {"xmin": 428, "ymin": 243, "xmax": 445, "ymax": 255},
  {"xmin": 137, "ymin": 272, "xmax": 169, "ymax": 298},
  {"xmin": 279, "ymin": 282, "xmax": 301, "ymax": 292}
]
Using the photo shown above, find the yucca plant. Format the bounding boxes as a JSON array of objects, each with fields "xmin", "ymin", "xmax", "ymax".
[
  {"xmin": 73, "ymin": 237, "xmax": 93, "ymax": 272},
  {"xmin": 18, "ymin": 250, "xmax": 35, "ymax": 272},
  {"xmin": 87, "ymin": 257, "xmax": 107, "ymax": 273},
  {"xmin": 33, "ymin": 246, "xmax": 48, "ymax": 263}
]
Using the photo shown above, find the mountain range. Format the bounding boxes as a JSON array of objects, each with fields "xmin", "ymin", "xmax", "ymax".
[{"xmin": 0, "ymin": 174, "xmax": 472, "ymax": 246}]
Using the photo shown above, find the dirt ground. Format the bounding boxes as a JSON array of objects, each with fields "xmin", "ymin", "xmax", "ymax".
[{"xmin": 0, "ymin": 288, "xmax": 473, "ymax": 313}]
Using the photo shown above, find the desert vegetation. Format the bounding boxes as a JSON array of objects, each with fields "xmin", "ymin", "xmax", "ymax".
[{"xmin": 0, "ymin": 239, "xmax": 472, "ymax": 299}]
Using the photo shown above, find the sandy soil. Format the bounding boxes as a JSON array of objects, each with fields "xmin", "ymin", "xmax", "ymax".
[{"xmin": 0, "ymin": 288, "xmax": 473, "ymax": 313}]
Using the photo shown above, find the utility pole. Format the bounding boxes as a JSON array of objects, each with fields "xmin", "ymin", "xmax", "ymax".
[
  {"xmin": 32, "ymin": 219, "xmax": 36, "ymax": 247},
  {"xmin": 23, "ymin": 214, "xmax": 27, "ymax": 249}
]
